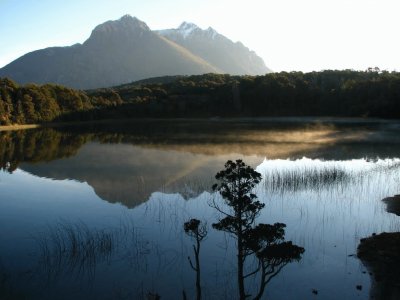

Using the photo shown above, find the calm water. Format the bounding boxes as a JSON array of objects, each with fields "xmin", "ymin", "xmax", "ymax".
[{"xmin": 1, "ymin": 119, "xmax": 400, "ymax": 300}]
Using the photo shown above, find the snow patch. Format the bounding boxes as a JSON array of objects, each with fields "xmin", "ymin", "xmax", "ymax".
[
  {"xmin": 206, "ymin": 27, "xmax": 218, "ymax": 39},
  {"xmin": 178, "ymin": 22, "xmax": 199, "ymax": 38},
  {"xmin": 157, "ymin": 22, "xmax": 220, "ymax": 40}
]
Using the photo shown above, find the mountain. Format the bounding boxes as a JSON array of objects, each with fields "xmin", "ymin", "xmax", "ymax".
[
  {"xmin": 157, "ymin": 22, "xmax": 271, "ymax": 75},
  {"xmin": 0, "ymin": 15, "xmax": 270, "ymax": 89}
]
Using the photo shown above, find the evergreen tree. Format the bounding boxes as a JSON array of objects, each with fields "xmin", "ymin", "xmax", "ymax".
[{"xmin": 212, "ymin": 160, "xmax": 304, "ymax": 300}]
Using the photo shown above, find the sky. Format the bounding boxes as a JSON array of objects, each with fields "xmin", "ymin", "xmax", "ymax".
[{"xmin": 0, "ymin": 0, "xmax": 399, "ymax": 72}]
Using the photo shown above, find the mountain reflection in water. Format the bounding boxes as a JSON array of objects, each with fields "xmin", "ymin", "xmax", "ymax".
[
  {"xmin": 1, "ymin": 119, "xmax": 400, "ymax": 299},
  {"xmin": 2, "ymin": 119, "xmax": 400, "ymax": 208}
]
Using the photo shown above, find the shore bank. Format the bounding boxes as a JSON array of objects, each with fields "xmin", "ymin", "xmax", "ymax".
[
  {"xmin": 0, "ymin": 124, "xmax": 40, "ymax": 131},
  {"xmin": 358, "ymin": 232, "xmax": 400, "ymax": 300},
  {"xmin": 1, "ymin": 117, "xmax": 399, "ymax": 132},
  {"xmin": 382, "ymin": 195, "xmax": 400, "ymax": 216},
  {"xmin": 358, "ymin": 195, "xmax": 400, "ymax": 300}
]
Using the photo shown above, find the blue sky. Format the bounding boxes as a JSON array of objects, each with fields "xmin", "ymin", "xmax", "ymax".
[{"xmin": 1, "ymin": 0, "xmax": 399, "ymax": 72}]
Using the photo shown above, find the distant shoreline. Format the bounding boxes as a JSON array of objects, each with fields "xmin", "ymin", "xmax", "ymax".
[
  {"xmin": 0, "ymin": 117, "xmax": 399, "ymax": 132},
  {"xmin": 0, "ymin": 124, "xmax": 41, "ymax": 131}
]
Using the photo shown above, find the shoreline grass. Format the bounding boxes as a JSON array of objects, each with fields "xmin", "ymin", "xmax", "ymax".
[{"xmin": 261, "ymin": 166, "xmax": 353, "ymax": 193}]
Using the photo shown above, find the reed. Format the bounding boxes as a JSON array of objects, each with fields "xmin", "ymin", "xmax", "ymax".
[
  {"xmin": 36, "ymin": 221, "xmax": 116, "ymax": 282},
  {"xmin": 261, "ymin": 165, "xmax": 353, "ymax": 193}
]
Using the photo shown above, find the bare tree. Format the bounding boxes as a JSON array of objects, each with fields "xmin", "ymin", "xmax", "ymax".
[{"xmin": 184, "ymin": 219, "xmax": 207, "ymax": 300}]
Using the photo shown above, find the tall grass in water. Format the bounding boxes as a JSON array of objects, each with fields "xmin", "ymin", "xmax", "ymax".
[
  {"xmin": 262, "ymin": 166, "xmax": 352, "ymax": 194},
  {"xmin": 36, "ymin": 221, "xmax": 115, "ymax": 282},
  {"xmin": 35, "ymin": 219, "xmax": 152, "ymax": 282},
  {"xmin": 259, "ymin": 157, "xmax": 400, "ymax": 194}
]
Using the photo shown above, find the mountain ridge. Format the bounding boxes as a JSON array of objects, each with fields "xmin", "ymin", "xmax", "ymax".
[
  {"xmin": 0, "ymin": 15, "xmax": 270, "ymax": 89},
  {"xmin": 157, "ymin": 21, "xmax": 271, "ymax": 75}
]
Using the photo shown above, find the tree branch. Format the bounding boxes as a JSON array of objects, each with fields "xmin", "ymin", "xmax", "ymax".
[{"xmin": 187, "ymin": 256, "xmax": 197, "ymax": 271}]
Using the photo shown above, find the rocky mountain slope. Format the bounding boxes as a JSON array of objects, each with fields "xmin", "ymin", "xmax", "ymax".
[
  {"xmin": 158, "ymin": 22, "xmax": 271, "ymax": 75},
  {"xmin": 0, "ymin": 15, "xmax": 270, "ymax": 89}
]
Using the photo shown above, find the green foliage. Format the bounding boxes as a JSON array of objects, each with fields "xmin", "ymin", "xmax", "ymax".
[
  {"xmin": 0, "ymin": 78, "xmax": 94, "ymax": 124},
  {"xmin": 85, "ymin": 70, "xmax": 400, "ymax": 119},
  {"xmin": 1, "ymin": 70, "xmax": 400, "ymax": 125}
]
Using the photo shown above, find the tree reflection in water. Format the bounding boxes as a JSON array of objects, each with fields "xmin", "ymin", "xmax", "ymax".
[{"xmin": 20, "ymin": 159, "xmax": 305, "ymax": 299}]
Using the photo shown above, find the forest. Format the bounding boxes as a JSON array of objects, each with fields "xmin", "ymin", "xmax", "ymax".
[{"xmin": 1, "ymin": 69, "xmax": 400, "ymax": 125}]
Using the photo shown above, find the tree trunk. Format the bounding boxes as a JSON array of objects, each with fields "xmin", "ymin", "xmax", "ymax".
[
  {"xmin": 238, "ymin": 230, "xmax": 246, "ymax": 300},
  {"xmin": 195, "ymin": 239, "xmax": 201, "ymax": 300}
]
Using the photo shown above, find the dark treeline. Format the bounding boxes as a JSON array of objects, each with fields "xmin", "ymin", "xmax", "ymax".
[
  {"xmin": 0, "ymin": 78, "xmax": 121, "ymax": 125},
  {"xmin": 0, "ymin": 129, "xmax": 91, "ymax": 172},
  {"xmin": 1, "ymin": 70, "xmax": 400, "ymax": 124}
]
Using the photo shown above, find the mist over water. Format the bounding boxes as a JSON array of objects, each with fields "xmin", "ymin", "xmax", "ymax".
[{"xmin": 1, "ymin": 120, "xmax": 400, "ymax": 299}]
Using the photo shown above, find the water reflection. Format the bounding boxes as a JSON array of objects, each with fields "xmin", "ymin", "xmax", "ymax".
[
  {"xmin": 37, "ymin": 221, "xmax": 116, "ymax": 283},
  {"xmin": 23, "ymin": 160, "xmax": 306, "ymax": 300},
  {"xmin": 1, "ymin": 120, "xmax": 400, "ymax": 299},
  {"xmin": 1, "ymin": 120, "xmax": 400, "ymax": 208},
  {"xmin": 1, "ymin": 158, "xmax": 399, "ymax": 299}
]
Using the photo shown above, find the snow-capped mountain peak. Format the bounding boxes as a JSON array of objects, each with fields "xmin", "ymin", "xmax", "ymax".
[
  {"xmin": 158, "ymin": 22, "xmax": 219, "ymax": 40},
  {"xmin": 157, "ymin": 21, "xmax": 270, "ymax": 75},
  {"xmin": 178, "ymin": 22, "xmax": 200, "ymax": 38},
  {"xmin": 206, "ymin": 27, "xmax": 218, "ymax": 39}
]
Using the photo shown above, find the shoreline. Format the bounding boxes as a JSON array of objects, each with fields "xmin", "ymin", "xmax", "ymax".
[
  {"xmin": 358, "ymin": 232, "xmax": 400, "ymax": 300},
  {"xmin": 0, "ymin": 124, "xmax": 41, "ymax": 131},
  {"xmin": 357, "ymin": 195, "xmax": 400, "ymax": 300},
  {"xmin": 1, "ymin": 116, "xmax": 399, "ymax": 132}
]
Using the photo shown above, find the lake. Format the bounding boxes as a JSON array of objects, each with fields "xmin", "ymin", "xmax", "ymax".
[{"xmin": 1, "ymin": 118, "xmax": 400, "ymax": 300}]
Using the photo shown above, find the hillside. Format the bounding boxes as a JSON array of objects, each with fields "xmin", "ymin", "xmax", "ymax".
[
  {"xmin": 1, "ymin": 70, "xmax": 399, "ymax": 125},
  {"xmin": 0, "ymin": 15, "xmax": 269, "ymax": 89},
  {"xmin": 157, "ymin": 22, "xmax": 270, "ymax": 75}
]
